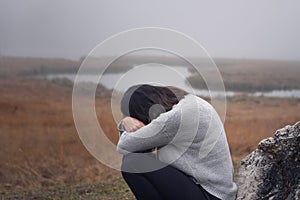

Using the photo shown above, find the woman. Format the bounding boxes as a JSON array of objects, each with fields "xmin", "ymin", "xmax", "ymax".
[{"xmin": 117, "ymin": 84, "xmax": 237, "ymax": 200}]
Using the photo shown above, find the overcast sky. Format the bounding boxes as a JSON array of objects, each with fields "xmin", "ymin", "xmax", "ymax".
[{"xmin": 0, "ymin": 0, "xmax": 299, "ymax": 61}]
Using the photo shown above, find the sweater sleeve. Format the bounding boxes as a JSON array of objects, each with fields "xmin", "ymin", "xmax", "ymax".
[{"xmin": 116, "ymin": 105, "xmax": 181, "ymax": 155}]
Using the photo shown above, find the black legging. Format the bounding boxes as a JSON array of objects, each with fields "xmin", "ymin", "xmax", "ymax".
[{"xmin": 121, "ymin": 153, "xmax": 220, "ymax": 200}]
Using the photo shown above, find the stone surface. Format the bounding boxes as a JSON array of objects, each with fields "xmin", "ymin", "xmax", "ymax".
[{"xmin": 237, "ymin": 121, "xmax": 300, "ymax": 200}]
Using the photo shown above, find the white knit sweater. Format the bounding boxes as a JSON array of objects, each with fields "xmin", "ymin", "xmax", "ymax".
[{"xmin": 117, "ymin": 94, "xmax": 238, "ymax": 200}]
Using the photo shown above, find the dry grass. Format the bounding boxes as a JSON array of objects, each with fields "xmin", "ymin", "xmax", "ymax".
[
  {"xmin": 1, "ymin": 177, "xmax": 134, "ymax": 200},
  {"xmin": 188, "ymin": 59, "xmax": 300, "ymax": 91},
  {"xmin": 0, "ymin": 78, "xmax": 119, "ymax": 191},
  {"xmin": 225, "ymin": 95, "xmax": 300, "ymax": 163},
  {"xmin": 0, "ymin": 77, "xmax": 299, "ymax": 193},
  {"xmin": 0, "ymin": 56, "xmax": 79, "ymax": 77}
]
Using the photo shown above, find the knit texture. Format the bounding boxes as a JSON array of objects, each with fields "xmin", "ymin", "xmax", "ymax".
[{"xmin": 117, "ymin": 94, "xmax": 238, "ymax": 200}]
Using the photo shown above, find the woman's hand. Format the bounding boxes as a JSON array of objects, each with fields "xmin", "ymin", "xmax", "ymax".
[{"xmin": 122, "ymin": 117, "xmax": 145, "ymax": 132}]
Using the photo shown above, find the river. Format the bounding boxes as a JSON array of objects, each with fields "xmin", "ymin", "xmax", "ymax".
[{"xmin": 44, "ymin": 65, "xmax": 300, "ymax": 99}]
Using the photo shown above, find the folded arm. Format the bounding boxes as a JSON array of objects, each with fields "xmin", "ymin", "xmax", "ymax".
[{"xmin": 117, "ymin": 106, "xmax": 180, "ymax": 155}]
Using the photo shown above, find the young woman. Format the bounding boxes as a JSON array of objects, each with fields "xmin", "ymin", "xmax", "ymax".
[{"xmin": 117, "ymin": 84, "xmax": 237, "ymax": 200}]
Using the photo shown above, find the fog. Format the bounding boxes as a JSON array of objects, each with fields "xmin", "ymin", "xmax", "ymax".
[{"xmin": 0, "ymin": 0, "xmax": 299, "ymax": 60}]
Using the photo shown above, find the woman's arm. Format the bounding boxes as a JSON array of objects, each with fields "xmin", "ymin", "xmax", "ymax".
[
  {"xmin": 117, "ymin": 117, "xmax": 145, "ymax": 136},
  {"xmin": 117, "ymin": 105, "xmax": 181, "ymax": 155}
]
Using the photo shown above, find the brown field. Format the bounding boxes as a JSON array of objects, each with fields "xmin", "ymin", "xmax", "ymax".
[
  {"xmin": 0, "ymin": 57, "xmax": 300, "ymax": 198},
  {"xmin": 188, "ymin": 59, "xmax": 300, "ymax": 91},
  {"xmin": 0, "ymin": 77, "xmax": 119, "ymax": 191},
  {"xmin": 0, "ymin": 77, "xmax": 299, "ymax": 192}
]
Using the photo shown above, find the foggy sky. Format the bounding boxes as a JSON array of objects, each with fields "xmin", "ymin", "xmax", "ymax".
[{"xmin": 0, "ymin": 0, "xmax": 300, "ymax": 61}]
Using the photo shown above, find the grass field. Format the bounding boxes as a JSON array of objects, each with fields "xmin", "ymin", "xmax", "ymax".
[
  {"xmin": 188, "ymin": 59, "xmax": 300, "ymax": 91},
  {"xmin": 1, "ymin": 177, "xmax": 134, "ymax": 200},
  {"xmin": 0, "ymin": 57, "xmax": 299, "ymax": 198}
]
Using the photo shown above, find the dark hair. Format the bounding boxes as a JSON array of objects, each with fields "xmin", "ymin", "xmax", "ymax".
[{"xmin": 121, "ymin": 84, "xmax": 188, "ymax": 125}]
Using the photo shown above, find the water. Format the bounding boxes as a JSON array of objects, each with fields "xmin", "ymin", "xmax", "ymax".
[
  {"xmin": 44, "ymin": 65, "xmax": 300, "ymax": 99},
  {"xmin": 48, "ymin": 64, "xmax": 198, "ymax": 93},
  {"xmin": 253, "ymin": 90, "xmax": 300, "ymax": 98}
]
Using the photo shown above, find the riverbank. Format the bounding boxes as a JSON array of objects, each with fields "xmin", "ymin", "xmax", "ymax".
[{"xmin": 1, "ymin": 56, "xmax": 300, "ymax": 93}]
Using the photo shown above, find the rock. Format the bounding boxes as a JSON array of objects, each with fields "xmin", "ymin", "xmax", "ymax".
[{"xmin": 237, "ymin": 121, "xmax": 300, "ymax": 200}]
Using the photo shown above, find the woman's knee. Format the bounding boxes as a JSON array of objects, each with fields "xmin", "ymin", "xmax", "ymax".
[
  {"xmin": 121, "ymin": 153, "xmax": 140, "ymax": 172},
  {"xmin": 121, "ymin": 153, "xmax": 168, "ymax": 173}
]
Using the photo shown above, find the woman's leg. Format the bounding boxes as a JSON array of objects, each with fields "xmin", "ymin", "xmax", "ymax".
[
  {"xmin": 121, "ymin": 153, "xmax": 219, "ymax": 200},
  {"xmin": 121, "ymin": 153, "xmax": 165, "ymax": 200},
  {"xmin": 121, "ymin": 171, "xmax": 164, "ymax": 200}
]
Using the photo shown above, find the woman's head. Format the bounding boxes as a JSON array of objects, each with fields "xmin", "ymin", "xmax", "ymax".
[{"xmin": 121, "ymin": 84, "xmax": 188, "ymax": 125}]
